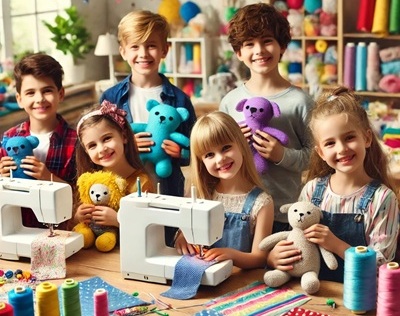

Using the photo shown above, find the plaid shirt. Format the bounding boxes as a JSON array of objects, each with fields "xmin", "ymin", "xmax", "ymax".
[{"xmin": 0, "ymin": 114, "xmax": 77, "ymax": 229}]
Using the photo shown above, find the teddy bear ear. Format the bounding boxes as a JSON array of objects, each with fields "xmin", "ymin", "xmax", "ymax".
[
  {"xmin": 270, "ymin": 101, "xmax": 282, "ymax": 117},
  {"xmin": 280, "ymin": 203, "xmax": 292, "ymax": 213},
  {"xmin": 176, "ymin": 107, "xmax": 189, "ymax": 122},
  {"xmin": 235, "ymin": 99, "xmax": 248, "ymax": 112},
  {"xmin": 26, "ymin": 136, "xmax": 39, "ymax": 149},
  {"xmin": 146, "ymin": 99, "xmax": 160, "ymax": 111}
]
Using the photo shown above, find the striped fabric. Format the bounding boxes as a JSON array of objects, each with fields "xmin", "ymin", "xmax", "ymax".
[{"xmin": 195, "ymin": 281, "xmax": 310, "ymax": 316}]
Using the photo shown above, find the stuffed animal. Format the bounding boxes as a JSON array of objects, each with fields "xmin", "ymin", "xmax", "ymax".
[
  {"xmin": 259, "ymin": 201, "xmax": 338, "ymax": 294},
  {"xmin": 2, "ymin": 135, "xmax": 39, "ymax": 179},
  {"xmin": 72, "ymin": 171, "xmax": 128, "ymax": 252},
  {"xmin": 236, "ymin": 97, "xmax": 289, "ymax": 174},
  {"xmin": 131, "ymin": 99, "xmax": 190, "ymax": 178}
]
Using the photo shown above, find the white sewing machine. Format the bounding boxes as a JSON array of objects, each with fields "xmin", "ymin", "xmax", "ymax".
[
  {"xmin": 0, "ymin": 177, "xmax": 83, "ymax": 260},
  {"xmin": 118, "ymin": 191, "xmax": 233, "ymax": 286}
]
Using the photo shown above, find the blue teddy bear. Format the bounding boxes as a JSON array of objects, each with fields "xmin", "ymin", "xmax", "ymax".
[
  {"xmin": 3, "ymin": 135, "xmax": 39, "ymax": 179},
  {"xmin": 131, "ymin": 99, "xmax": 190, "ymax": 178}
]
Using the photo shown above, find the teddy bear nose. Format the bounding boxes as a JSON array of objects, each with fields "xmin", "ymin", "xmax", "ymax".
[
  {"xmin": 159, "ymin": 116, "xmax": 166, "ymax": 122},
  {"xmin": 12, "ymin": 147, "xmax": 19, "ymax": 154},
  {"xmin": 250, "ymin": 107, "xmax": 257, "ymax": 113}
]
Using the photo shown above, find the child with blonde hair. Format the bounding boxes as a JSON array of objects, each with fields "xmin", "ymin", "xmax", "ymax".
[
  {"xmin": 174, "ymin": 111, "xmax": 274, "ymax": 269},
  {"xmin": 267, "ymin": 86, "xmax": 399, "ymax": 282},
  {"xmin": 101, "ymin": 10, "xmax": 195, "ymax": 198}
]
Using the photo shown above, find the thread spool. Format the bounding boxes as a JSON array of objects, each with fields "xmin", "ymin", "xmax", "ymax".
[
  {"xmin": 93, "ymin": 288, "xmax": 109, "ymax": 316},
  {"xmin": 377, "ymin": 262, "xmax": 400, "ymax": 315},
  {"xmin": 343, "ymin": 246, "xmax": 377, "ymax": 314},
  {"xmin": 192, "ymin": 43, "xmax": 201, "ymax": 74},
  {"xmin": 0, "ymin": 302, "xmax": 14, "ymax": 316},
  {"xmin": 355, "ymin": 42, "xmax": 367, "ymax": 91},
  {"xmin": 61, "ymin": 279, "xmax": 81, "ymax": 316},
  {"xmin": 344, "ymin": 43, "xmax": 356, "ymax": 89},
  {"xmin": 36, "ymin": 282, "xmax": 60, "ymax": 316},
  {"xmin": 8, "ymin": 286, "xmax": 34, "ymax": 316}
]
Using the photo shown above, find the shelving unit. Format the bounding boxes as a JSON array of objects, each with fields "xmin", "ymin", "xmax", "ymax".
[
  {"xmin": 279, "ymin": 0, "xmax": 399, "ymax": 104},
  {"xmin": 342, "ymin": 0, "xmax": 400, "ymax": 105},
  {"xmin": 160, "ymin": 37, "xmax": 214, "ymax": 97}
]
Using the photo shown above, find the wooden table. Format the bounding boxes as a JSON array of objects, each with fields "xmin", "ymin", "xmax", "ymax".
[{"xmin": 0, "ymin": 248, "xmax": 376, "ymax": 315}]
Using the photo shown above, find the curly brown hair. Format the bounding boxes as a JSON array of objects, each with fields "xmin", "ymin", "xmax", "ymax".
[{"xmin": 228, "ymin": 3, "xmax": 291, "ymax": 53}]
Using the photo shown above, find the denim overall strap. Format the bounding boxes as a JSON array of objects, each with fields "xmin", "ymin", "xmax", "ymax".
[
  {"xmin": 242, "ymin": 187, "xmax": 263, "ymax": 215},
  {"xmin": 318, "ymin": 180, "xmax": 380, "ymax": 283},
  {"xmin": 212, "ymin": 187, "xmax": 263, "ymax": 252},
  {"xmin": 310, "ymin": 176, "xmax": 330, "ymax": 207},
  {"xmin": 356, "ymin": 180, "xmax": 381, "ymax": 213}
]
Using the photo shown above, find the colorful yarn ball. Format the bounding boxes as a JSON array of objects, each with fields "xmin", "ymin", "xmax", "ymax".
[
  {"xmin": 180, "ymin": 1, "xmax": 201, "ymax": 24},
  {"xmin": 4, "ymin": 270, "xmax": 13, "ymax": 279}
]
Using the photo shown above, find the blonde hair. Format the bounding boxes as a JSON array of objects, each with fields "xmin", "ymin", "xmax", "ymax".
[
  {"xmin": 118, "ymin": 10, "xmax": 169, "ymax": 46},
  {"xmin": 307, "ymin": 86, "xmax": 396, "ymax": 193},
  {"xmin": 190, "ymin": 111, "xmax": 264, "ymax": 199}
]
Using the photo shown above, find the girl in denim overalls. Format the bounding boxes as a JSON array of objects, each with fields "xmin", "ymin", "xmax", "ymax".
[
  {"xmin": 266, "ymin": 86, "xmax": 399, "ymax": 282},
  {"xmin": 174, "ymin": 112, "xmax": 275, "ymax": 269}
]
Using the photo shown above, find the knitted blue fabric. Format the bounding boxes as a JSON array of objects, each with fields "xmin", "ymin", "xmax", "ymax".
[{"xmin": 161, "ymin": 255, "xmax": 216, "ymax": 300}]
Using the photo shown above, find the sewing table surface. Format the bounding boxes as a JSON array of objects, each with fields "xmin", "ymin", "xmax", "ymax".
[{"xmin": 0, "ymin": 248, "xmax": 376, "ymax": 315}]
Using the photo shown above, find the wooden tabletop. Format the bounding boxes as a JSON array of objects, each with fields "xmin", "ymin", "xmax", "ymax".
[{"xmin": 0, "ymin": 247, "xmax": 376, "ymax": 315}]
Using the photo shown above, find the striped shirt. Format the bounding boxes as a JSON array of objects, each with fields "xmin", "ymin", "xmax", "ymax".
[{"xmin": 299, "ymin": 177, "xmax": 399, "ymax": 264}]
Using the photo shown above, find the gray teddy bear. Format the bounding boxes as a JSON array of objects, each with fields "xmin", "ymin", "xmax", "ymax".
[{"xmin": 259, "ymin": 201, "xmax": 338, "ymax": 294}]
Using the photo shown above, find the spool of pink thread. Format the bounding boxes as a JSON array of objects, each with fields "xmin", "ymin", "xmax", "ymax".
[
  {"xmin": 377, "ymin": 262, "xmax": 400, "ymax": 316},
  {"xmin": 93, "ymin": 288, "xmax": 109, "ymax": 316}
]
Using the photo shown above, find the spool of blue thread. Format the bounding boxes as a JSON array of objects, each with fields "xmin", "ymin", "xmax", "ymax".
[
  {"xmin": 8, "ymin": 286, "xmax": 34, "ymax": 316},
  {"xmin": 343, "ymin": 246, "xmax": 377, "ymax": 314},
  {"xmin": 355, "ymin": 42, "xmax": 367, "ymax": 91}
]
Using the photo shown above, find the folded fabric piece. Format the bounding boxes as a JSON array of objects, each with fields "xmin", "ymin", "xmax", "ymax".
[
  {"xmin": 58, "ymin": 276, "xmax": 148, "ymax": 315},
  {"xmin": 31, "ymin": 230, "xmax": 68, "ymax": 280},
  {"xmin": 383, "ymin": 133, "xmax": 400, "ymax": 141},
  {"xmin": 384, "ymin": 138, "xmax": 400, "ymax": 148},
  {"xmin": 381, "ymin": 60, "xmax": 400, "ymax": 75},
  {"xmin": 195, "ymin": 281, "xmax": 310, "ymax": 316},
  {"xmin": 379, "ymin": 46, "xmax": 400, "ymax": 62},
  {"xmin": 161, "ymin": 255, "xmax": 216, "ymax": 300}
]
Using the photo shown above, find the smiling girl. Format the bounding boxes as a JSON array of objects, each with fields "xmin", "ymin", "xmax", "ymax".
[
  {"xmin": 267, "ymin": 86, "xmax": 399, "ymax": 282},
  {"xmin": 73, "ymin": 101, "xmax": 154, "ymax": 232},
  {"xmin": 174, "ymin": 111, "xmax": 274, "ymax": 269}
]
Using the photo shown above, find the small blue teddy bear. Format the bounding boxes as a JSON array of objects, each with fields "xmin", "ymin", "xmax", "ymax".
[
  {"xmin": 131, "ymin": 99, "xmax": 190, "ymax": 178},
  {"xmin": 3, "ymin": 135, "xmax": 39, "ymax": 179}
]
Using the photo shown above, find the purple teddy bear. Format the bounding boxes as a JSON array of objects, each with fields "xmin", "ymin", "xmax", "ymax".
[{"xmin": 236, "ymin": 96, "xmax": 289, "ymax": 174}]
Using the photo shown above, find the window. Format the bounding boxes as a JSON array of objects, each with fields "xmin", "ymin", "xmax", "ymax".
[{"xmin": 0, "ymin": 0, "xmax": 70, "ymax": 61}]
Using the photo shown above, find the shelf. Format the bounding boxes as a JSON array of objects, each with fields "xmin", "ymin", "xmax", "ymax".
[{"xmin": 160, "ymin": 37, "xmax": 214, "ymax": 97}]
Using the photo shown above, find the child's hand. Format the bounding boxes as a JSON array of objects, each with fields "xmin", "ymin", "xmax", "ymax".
[
  {"xmin": 91, "ymin": 206, "xmax": 119, "ymax": 227},
  {"xmin": 0, "ymin": 156, "xmax": 16, "ymax": 177},
  {"xmin": 174, "ymin": 232, "xmax": 197, "ymax": 256},
  {"xmin": 134, "ymin": 132, "xmax": 154, "ymax": 153},
  {"xmin": 162, "ymin": 139, "xmax": 181, "ymax": 158},
  {"xmin": 200, "ymin": 247, "xmax": 234, "ymax": 262},
  {"xmin": 304, "ymin": 223, "xmax": 336, "ymax": 252},
  {"xmin": 76, "ymin": 203, "xmax": 95, "ymax": 224},
  {"xmin": 20, "ymin": 156, "xmax": 53, "ymax": 180},
  {"xmin": 252, "ymin": 130, "xmax": 285, "ymax": 163},
  {"xmin": 266, "ymin": 240, "xmax": 302, "ymax": 271},
  {"xmin": 238, "ymin": 123, "xmax": 252, "ymax": 141}
]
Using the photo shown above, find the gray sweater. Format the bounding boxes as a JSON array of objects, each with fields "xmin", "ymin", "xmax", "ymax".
[{"xmin": 220, "ymin": 84, "xmax": 314, "ymax": 223}]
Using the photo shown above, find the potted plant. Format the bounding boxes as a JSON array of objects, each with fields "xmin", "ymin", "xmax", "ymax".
[{"xmin": 43, "ymin": 5, "xmax": 94, "ymax": 64}]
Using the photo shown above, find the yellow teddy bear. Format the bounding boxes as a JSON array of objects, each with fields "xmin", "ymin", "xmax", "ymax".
[{"xmin": 73, "ymin": 171, "xmax": 127, "ymax": 252}]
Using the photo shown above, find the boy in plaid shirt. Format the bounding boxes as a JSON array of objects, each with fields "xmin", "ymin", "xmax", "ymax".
[{"xmin": 0, "ymin": 53, "xmax": 77, "ymax": 229}]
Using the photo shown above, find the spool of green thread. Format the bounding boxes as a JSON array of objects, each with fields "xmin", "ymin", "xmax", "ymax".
[{"xmin": 62, "ymin": 278, "xmax": 82, "ymax": 316}]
